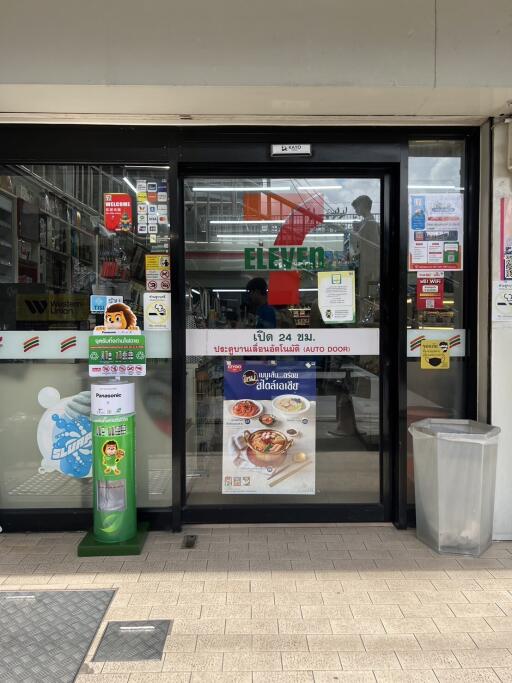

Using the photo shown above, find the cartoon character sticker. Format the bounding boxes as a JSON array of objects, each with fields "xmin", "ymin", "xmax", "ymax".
[
  {"xmin": 101, "ymin": 440, "xmax": 125, "ymax": 475},
  {"xmin": 94, "ymin": 302, "xmax": 140, "ymax": 333}
]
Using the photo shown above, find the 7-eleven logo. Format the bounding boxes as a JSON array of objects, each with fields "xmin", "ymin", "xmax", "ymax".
[
  {"xmin": 409, "ymin": 335, "xmax": 425, "ymax": 352},
  {"xmin": 60, "ymin": 336, "xmax": 77, "ymax": 353},
  {"xmin": 23, "ymin": 336, "xmax": 39, "ymax": 352},
  {"xmin": 410, "ymin": 333, "xmax": 461, "ymax": 352}
]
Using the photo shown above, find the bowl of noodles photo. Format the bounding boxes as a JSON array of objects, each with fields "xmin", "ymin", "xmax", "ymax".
[
  {"xmin": 230, "ymin": 399, "xmax": 263, "ymax": 419},
  {"xmin": 243, "ymin": 429, "xmax": 293, "ymax": 465},
  {"xmin": 272, "ymin": 394, "xmax": 310, "ymax": 417}
]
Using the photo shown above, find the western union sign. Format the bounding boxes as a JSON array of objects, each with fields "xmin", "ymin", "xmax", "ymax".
[{"xmin": 16, "ymin": 294, "xmax": 89, "ymax": 322}]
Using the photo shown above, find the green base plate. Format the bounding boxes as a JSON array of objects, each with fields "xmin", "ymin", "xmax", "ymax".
[{"xmin": 77, "ymin": 522, "xmax": 149, "ymax": 557}]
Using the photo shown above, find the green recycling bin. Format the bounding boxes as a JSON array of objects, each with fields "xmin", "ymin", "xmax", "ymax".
[{"xmin": 91, "ymin": 382, "xmax": 137, "ymax": 544}]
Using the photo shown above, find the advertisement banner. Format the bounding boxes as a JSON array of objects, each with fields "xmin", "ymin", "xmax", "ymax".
[
  {"xmin": 318, "ymin": 270, "xmax": 355, "ymax": 323},
  {"xmin": 92, "ymin": 414, "xmax": 136, "ymax": 543},
  {"xmin": 104, "ymin": 193, "xmax": 133, "ymax": 232},
  {"xmin": 409, "ymin": 193, "xmax": 463, "ymax": 271},
  {"xmin": 416, "ymin": 270, "xmax": 445, "ymax": 310},
  {"xmin": 492, "ymin": 281, "xmax": 512, "ymax": 322},
  {"xmin": 222, "ymin": 360, "xmax": 316, "ymax": 495},
  {"xmin": 88, "ymin": 334, "xmax": 146, "ymax": 377}
]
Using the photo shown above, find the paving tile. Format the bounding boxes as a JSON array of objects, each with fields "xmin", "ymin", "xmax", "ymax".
[
  {"xmin": 416, "ymin": 633, "xmax": 477, "ymax": 650},
  {"xmin": 150, "ymin": 606, "xmax": 202, "ymax": 620},
  {"xmin": 381, "ymin": 617, "xmax": 438, "ymax": 634},
  {"xmin": 275, "ymin": 592, "xmax": 323, "ymax": 605},
  {"xmin": 172, "ymin": 619, "xmax": 226, "ymax": 635},
  {"xmin": 433, "ymin": 616, "xmax": 493, "ymax": 632},
  {"xmin": 163, "ymin": 634, "xmax": 198, "ymax": 652},
  {"xmin": 306, "ymin": 634, "xmax": 364, "ymax": 651},
  {"xmin": 101, "ymin": 661, "xmax": 165, "ymax": 673},
  {"xmin": 374, "ymin": 673, "xmax": 438, "ymax": 683},
  {"xmin": 362, "ymin": 633, "xmax": 421, "ymax": 651},
  {"xmin": 195, "ymin": 634, "xmax": 252, "ymax": 651},
  {"xmin": 338, "ymin": 652, "xmax": 401, "ymax": 670},
  {"xmin": 313, "ymin": 673, "xmax": 374, "ymax": 683},
  {"xmin": 396, "ymin": 650, "xmax": 461, "ymax": 669},
  {"xmin": 453, "ymin": 649, "xmax": 512, "ymax": 668},
  {"xmin": 434, "ymin": 669, "xmax": 500, "ymax": 681},
  {"xmin": 281, "ymin": 651, "xmax": 341, "ymax": 670},
  {"xmin": 227, "ymin": 592, "xmax": 274, "ymax": 604},
  {"xmin": 350, "ymin": 604, "xmax": 403, "ymax": 618},
  {"xmin": 313, "ymin": 671, "xmax": 375, "ymax": 683},
  {"xmin": 252, "ymin": 605, "xmax": 302, "ymax": 619},
  {"xmin": 190, "ymin": 674, "xmax": 251, "ymax": 683},
  {"xmin": 449, "ymin": 604, "xmax": 505, "ymax": 617},
  {"xmin": 322, "ymin": 591, "xmax": 371, "ymax": 605},
  {"xmin": 162, "ymin": 652, "xmax": 223, "ymax": 672},
  {"xmin": 399, "ymin": 604, "xmax": 454, "ymax": 618},
  {"xmin": 278, "ymin": 619, "xmax": 332, "ymax": 634},
  {"xmin": 464, "ymin": 591, "xmax": 512, "ymax": 603},
  {"xmin": 416, "ymin": 590, "xmax": 468, "ymax": 604},
  {"xmin": 222, "ymin": 651, "xmax": 282, "ymax": 671},
  {"xmin": 486, "ymin": 616, "xmax": 512, "ymax": 630},
  {"xmin": 369, "ymin": 591, "xmax": 420, "ymax": 605},
  {"xmin": 253, "ymin": 673, "xmax": 314, "ymax": 683},
  {"xmin": 469, "ymin": 633, "xmax": 512, "ymax": 649},
  {"xmin": 301, "ymin": 605, "xmax": 353, "ymax": 619},
  {"xmin": 494, "ymin": 669, "xmax": 512, "ymax": 682},
  {"xmin": 225, "ymin": 618, "xmax": 278, "ymax": 634},
  {"xmin": 330, "ymin": 617, "xmax": 384, "ymax": 634},
  {"xmin": 253, "ymin": 634, "xmax": 308, "ymax": 651},
  {"xmin": 75, "ymin": 676, "xmax": 129, "ymax": 683}
]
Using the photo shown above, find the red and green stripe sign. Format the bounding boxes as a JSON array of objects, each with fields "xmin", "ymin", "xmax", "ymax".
[
  {"xmin": 23, "ymin": 335, "xmax": 39, "ymax": 352},
  {"xmin": 60, "ymin": 335, "xmax": 77, "ymax": 352}
]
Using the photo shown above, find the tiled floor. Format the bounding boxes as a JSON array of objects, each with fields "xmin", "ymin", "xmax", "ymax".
[{"xmin": 1, "ymin": 524, "xmax": 512, "ymax": 682}]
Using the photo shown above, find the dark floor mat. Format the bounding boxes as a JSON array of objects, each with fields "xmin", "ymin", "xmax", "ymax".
[{"xmin": 0, "ymin": 590, "xmax": 114, "ymax": 683}]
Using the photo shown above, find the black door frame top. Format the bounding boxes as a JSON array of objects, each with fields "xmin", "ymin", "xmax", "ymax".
[{"xmin": 0, "ymin": 125, "xmax": 480, "ymax": 533}]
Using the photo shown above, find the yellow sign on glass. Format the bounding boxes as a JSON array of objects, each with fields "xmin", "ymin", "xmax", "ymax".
[{"xmin": 420, "ymin": 340, "xmax": 450, "ymax": 370}]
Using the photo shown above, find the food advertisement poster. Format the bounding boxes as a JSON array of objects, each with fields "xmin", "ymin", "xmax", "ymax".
[
  {"xmin": 420, "ymin": 339, "xmax": 450, "ymax": 370},
  {"xmin": 318, "ymin": 270, "xmax": 355, "ymax": 323},
  {"xmin": 104, "ymin": 193, "xmax": 133, "ymax": 232},
  {"xmin": 416, "ymin": 270, "xmax": 444, "ymax": 310},
  {"xmin": 222, "ymin": 360, "xmax": 316, "ymax": 495},
  {"xmin": 500, "ymin": 197, "xmax": 512, "ymax": 280},
  {"xmin": 409, "ymin": 193, "xmax": 463, "ymax": 271}
]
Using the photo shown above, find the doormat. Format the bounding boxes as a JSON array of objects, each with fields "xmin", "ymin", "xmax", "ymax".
[
  {"xmin": 0, "ymin": 590, "xmax": 114, "ymax": 683},
  {"xmin": 93, "ymin": 620, "xmax": 171, "ymax": 661}
]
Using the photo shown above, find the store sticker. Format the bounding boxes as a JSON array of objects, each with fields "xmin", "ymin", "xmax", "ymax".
[
  {"xmin": 148, "ymin": 224, "xmax": 158, "ymax": 234},
  {"xmin": 145, "ymin": 254, "xmax": 171, "ymax": 291},
  {"xmin": 157, "ymin": 192, "xmax": 168, "ymax": 202},
  {"xmin": 136, "ymin": 180, "xmax": 147, "ymax": 192},
  {"xmin": 158, "ymin": 215, "xmax": 168, "ymax": 224},
  {"xmin": 91, "ymin": 382, "xmax": 135, "ymax": 416},
  {"xmin": 137, "ymin": 224, "xmax": 148, "ymax": 234},
  {"xmin": 409, "ymin": 193, "xmax": 463, "ymax": 271},
  {"xmin": 148, "ymin": 205, "xmax": 158, "ymax": 214},
  {"xmin": 148, "ymin": 214, "xmax": 158, "ymax": 224},
  {"xmin": 104, "ymin": 193, "xmax": 133, "ymax": 232},
  {"xmin": 416, "ymin": 270, "xmax": 444, "ymax": 310},
  {"xmin": 143, "ymin": 292, "xmax": 171, "ymax": 331},
  {"xmin": 137, "ymin": 192, "xmax": 147, "ymax": 203},
  {"xmin": 137, "ymin": 204, "xmax": 147, "ymax": 214},
  {"xmin": 157, "ymin": 204, "xmax": 167, "ymax": 213},
  {"xmin": 90, "ymin": 295, "xmax": 123, "ymax": 314},
  {"xmin": 138, "ymin": 214, "xmax": 147, "ymax": 224},
  {"xmin": 88, "ymin": 334, "xmax": 146, "ymax": 377},
  {"xmin": 420, "ymin": 340, "xmax": 450, "ymax": 370},
  {"xmin": 318, "ymin": 271, "xmax": 355, "ymax": 323},
  {"xmin": 492, "ymin": 281, "xmax": 512, "ymax": 321}
]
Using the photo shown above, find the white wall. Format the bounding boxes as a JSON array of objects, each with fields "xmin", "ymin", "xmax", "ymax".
[
  {"xmin": 0, "ymin": 0, "xmax": 511, "ymax": 118},
  {"xmin": 491, "ymin": 122, "xmax": 512, "ymax": 539}
]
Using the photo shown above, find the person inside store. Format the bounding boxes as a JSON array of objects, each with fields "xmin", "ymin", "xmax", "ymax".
[
  {"xmin": 350, "ymin": 194, "xmax": 380, "ymax": 324},
  {"xmin": 246, "ymin": 277, "xmax": 277, "ymax": 328}
]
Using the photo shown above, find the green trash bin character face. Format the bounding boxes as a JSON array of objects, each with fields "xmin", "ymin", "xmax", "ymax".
[{"xmin": 102, "ymin": 440, "xmax": 125, "ymax": 476}]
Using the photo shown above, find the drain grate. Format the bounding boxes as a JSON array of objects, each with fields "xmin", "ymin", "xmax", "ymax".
[
  {"xmin": 0, "ymin": 590, "xmax": 113, "ymax": 683},
  {"xmin": 93, "ymin": 620, "xmax": 172, "ymax": 662}
]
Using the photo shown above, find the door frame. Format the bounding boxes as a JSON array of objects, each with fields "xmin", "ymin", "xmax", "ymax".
[
  {"xmin": 0, "ymin": 124, "xmax": 480, "ymax": 533},
  {"xmin": 173, "ymin": 157, "xmax": 402, "ymax": 528}
]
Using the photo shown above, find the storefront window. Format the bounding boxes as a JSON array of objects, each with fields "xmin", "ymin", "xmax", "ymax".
[
  {"xmin": 184, "ymin": 177, "xmax": 382, "ymax": 505},
  {"xmin": 0, "ymin": 165, "xmax": 172, "ymax": 509},
  {"xmin": 407, "ymin": 141, "xmax": 466, "ymax": 503}
]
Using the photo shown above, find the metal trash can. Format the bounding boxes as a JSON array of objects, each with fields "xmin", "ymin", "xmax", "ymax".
[{"xmin": 409, "ymin": 419, "xmax": 500, "ymax": 556}]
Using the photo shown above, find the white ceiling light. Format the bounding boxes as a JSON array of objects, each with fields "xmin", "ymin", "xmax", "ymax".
[
  {"xmin": 123, "ymin": 177, "xmax": 137, "ymax": 194},
  {"xmin": 296, "ymin": 185, "xmax": 342, "ymax": 190},
  {"xmin": 193, "ymin": 186, "xmax": 291, "ymax": 192},
  {"xmin": 408, "ymin": 185, "xmax": 464, "ymax": 190}
]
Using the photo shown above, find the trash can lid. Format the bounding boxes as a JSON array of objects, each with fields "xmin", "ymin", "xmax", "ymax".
[{"xmin": 408, "ymin": 418, "xmax": 500, "ymax": 442}]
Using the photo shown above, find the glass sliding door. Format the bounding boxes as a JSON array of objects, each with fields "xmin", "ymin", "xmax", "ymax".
[{"xmin": 183, "ymin": 176, "xmax": 383, "ymax": 509}]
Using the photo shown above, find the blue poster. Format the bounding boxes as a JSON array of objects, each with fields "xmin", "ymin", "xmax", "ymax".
[
  {"xmin": 222, "ymin": 360, "xmax": 316, "ymax": 495},
  {"xmin": 410, "ymin": 194, "xmax": 426, "ymax": 230}
]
